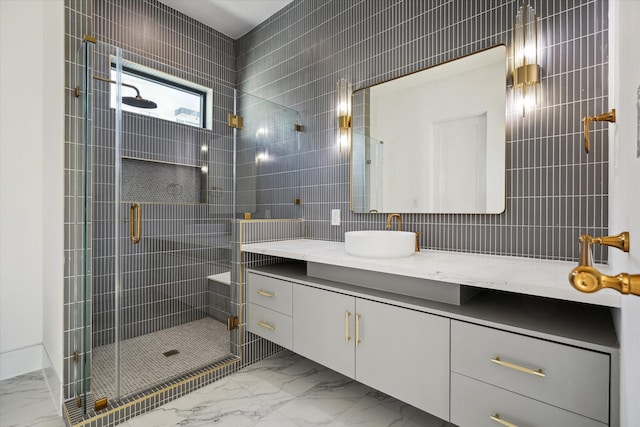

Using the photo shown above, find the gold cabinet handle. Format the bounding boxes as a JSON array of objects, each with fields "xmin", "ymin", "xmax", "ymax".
[
  {"xmin": 491, "ymin": 357, "xmax": 546, "ymax": 378},
  {"xmin": 257, "ymin": 290, "xmax": 275, "ymax": 298},
  {"xmin": 345, "ymin": 311, "xmax": 351, "ymax": 343},
  {"xmin": 257, "ymin": 321, "xmax": 275, "ymax": 331},
  {"xmin": 129, "ymin": 203, "xmax": 141, "ymax": 244},
  {"xmin": 490, "ymin": 413, "xmax": 518, "ymax": 427},
  {"xmin": 355, "ymin": 314, "xmax": 362, "ymax": 346}
]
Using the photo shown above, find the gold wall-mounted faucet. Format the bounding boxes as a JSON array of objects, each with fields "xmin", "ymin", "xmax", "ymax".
[
  {"xmin": 386, "ymin": 213, "xmax": 402, "ymax": 231},
  {"xmin": 569, "ymin": 231, "xmax": 640, "ymax": 297},
  {"xmin": 583, "ymin": 109, "xmax": 616, "ymax": 154}
]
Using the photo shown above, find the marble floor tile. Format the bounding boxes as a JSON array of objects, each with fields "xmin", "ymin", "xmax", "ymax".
[
  {"xmin": 122, "ymin": 351, "xmax": 454, "ymax": 427},
  {"xmin": 0, "ymin": 371, "xmax": 65, "ymax": 427},
  {"xmin": 4, "ymin": 350, "xmax": 455, "ymax": 427}
]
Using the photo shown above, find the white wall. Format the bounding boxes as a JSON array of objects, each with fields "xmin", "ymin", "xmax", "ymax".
[
  {"xmin": 41, "ymin": 0, "xmax": 65, "ymax": 412},
  {"xmin": 0, "ymin": 2, "xmax": 64, "ymax": 412},
  {"xmin": 609, "ymin": 1, "xmax": 640, "ymax": 426}
]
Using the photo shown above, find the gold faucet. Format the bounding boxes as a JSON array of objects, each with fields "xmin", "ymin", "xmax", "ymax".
[
  {"xmin": 386, "ymin": 213, "xmax": 402, "ymax": 231},
  {"xmin": 569, "ymin": 231, "xmax": 640, "ymax": 297}
]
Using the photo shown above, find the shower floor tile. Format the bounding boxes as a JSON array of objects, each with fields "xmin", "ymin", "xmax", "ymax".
[{"xmin": 91, "ymin": 317, "xmax": 230, "ymax": 400}]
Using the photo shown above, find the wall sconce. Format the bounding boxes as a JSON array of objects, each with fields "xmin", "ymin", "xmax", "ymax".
[
  {"xmin": 336, "ymin": 78, "xmax": 352, "ymax": 152},
  {"xmin": 512, "ymin": 2, "xmax": 541, "ymax": 117}
]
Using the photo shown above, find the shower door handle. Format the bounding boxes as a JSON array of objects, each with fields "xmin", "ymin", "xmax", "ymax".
[{"xmin": 130, "ymin": 203, "xmax": 141, "ymax": 244}]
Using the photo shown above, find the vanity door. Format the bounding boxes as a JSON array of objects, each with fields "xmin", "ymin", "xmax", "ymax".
[
  {"xmin": 292, "ymin": 285, "xmax": 355, "ymax": 378},
  {"xmin": 354, "ymin": 298, "xmax": 450, "ymax": 421}
]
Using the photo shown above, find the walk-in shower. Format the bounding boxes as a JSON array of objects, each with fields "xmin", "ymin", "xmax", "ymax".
[
  {"xmin": 70, "ymin": 38, "xmax": 238, "ymax": 416},
  {"xmin": 68, "ymin": 37, "xmax": 301, "ymax": 423}
]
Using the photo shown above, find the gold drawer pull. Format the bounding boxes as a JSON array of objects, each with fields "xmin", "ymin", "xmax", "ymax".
[
  {"xmin": 345, "ymin": 311, "xmax": 351, "ymax": 343},
  {"xmin": 491, "ymin": 357, "xmax": 546, "ymax": 378},
  {"xmin": 490, "ymin": 413, "xmax": 518, "ymax": 427},
  {"xmin": 355, "ymin": 314, "xmax": 362, "ymax": 346},
  {"xmin": 257, "ymin": 290, "xmax": 275, "ymax": 298},
  {"xmin": 257, "ymin": 321, "xmax": 275, "ymax": 331}
]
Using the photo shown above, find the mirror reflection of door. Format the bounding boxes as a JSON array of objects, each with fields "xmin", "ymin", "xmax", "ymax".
[{"xmin": 432, "ymin": 113, "xmax": 487, "ymax": 212}]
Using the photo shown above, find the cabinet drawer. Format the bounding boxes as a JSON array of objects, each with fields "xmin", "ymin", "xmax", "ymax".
[
  {"xmin": 246, "ymin": 303, "xmax": 292, "ymax": 350},
  {"xmin": 451, "ymin": 373, "xmax": 607, "ymax": 427},
  {"xmin": 247, "ymin": 272, "xmax": 293, "ymax": 315},
  {"xmin": 451, "ymin": 321, "xmax": 609, "ymax": 423}
]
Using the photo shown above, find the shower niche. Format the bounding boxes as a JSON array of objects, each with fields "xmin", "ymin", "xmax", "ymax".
[{"xmin": 121, "ymin": 158, "xmax": 209, "ymax": 204}]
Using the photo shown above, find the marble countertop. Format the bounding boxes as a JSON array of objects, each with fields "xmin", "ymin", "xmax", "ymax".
[{"xmin": 241, "ymin": 239, "xmax": 621, "ymax": 308}]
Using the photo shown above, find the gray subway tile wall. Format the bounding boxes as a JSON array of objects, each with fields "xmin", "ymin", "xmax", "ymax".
[{"xmin": 236, "ymin": 0, "xmax": 609, "ymax": 263}]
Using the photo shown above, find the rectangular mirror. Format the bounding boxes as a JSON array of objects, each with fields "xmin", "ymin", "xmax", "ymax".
[{"xmin": 351, "ymin": 45, "xmax": 507, "ymax": 214}]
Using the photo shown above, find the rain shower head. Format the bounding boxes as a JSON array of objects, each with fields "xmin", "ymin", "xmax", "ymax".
[
  {"xmin": 93, "ymin": 75, "xmax": 158, "ymax": 109},
  {"xmin": 122, "ymin": 96, "xmax": 158, "ymax": 109}
]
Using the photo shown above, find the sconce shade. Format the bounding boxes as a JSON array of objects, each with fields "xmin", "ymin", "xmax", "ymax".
[
  {"xmin": 336, "ymin": 78, "xmax": 352, "ymax": 151},
  {"xmin": 512, "ymin": 2, "xmax": 540, "ymax": 116}
]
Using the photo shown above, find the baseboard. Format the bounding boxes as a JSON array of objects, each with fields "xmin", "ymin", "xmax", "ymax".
[
  {"xmin": 0, "ymin": 343, "xmax": 42, "ymax": 380},
  {"xmin": 42, "ymin": 347, "xmax": 62, "ymax": 416}
]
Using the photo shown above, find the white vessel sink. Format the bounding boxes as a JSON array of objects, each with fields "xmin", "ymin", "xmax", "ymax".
[{"xmin": 345, "ymin": 230, "xmax": 416, "ymax": 258}]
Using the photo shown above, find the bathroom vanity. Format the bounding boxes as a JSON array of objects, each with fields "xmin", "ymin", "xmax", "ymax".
[{"xmin": 242, "ymin": 239, "xmax": 620, "ymax": 427}]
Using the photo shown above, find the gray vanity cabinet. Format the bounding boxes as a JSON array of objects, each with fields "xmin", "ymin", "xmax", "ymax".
[
  {"xmin": 292, "ymin": 284, "xmax": 450, "ymax": 421},
  {"xmin": 451, "ymin": 320, "xmax": 610, "ymax": 426},
  {"xmin": 246, "ymin": 265, "xmax": 618, "ymax": 427},
  {"xmin": 292, "ymin": 284, "xmax": 355, "ymax": 377},
  {"xmin": 354, "ymin": 298, "xmax": 449, "ymax": 421}
]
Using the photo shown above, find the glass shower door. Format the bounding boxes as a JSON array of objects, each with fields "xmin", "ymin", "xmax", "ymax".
[{"xmin": 89, "ymin": 42, "xmax": 235, "ymax": 401}]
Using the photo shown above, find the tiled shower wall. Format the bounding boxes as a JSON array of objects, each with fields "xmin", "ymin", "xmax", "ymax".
[{"xmin": 237, "ymin": 0, "xmax": 610, "ymax": 263}]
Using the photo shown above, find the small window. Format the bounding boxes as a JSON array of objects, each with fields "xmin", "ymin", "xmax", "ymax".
[{"xmin": 109, "ymin": 59, "xmax": 212, "ymax": 129}]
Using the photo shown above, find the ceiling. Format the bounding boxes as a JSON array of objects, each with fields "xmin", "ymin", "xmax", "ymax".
[{"xmin": 157, "ymin": 0, "xmax": 294, "ymax": 40}]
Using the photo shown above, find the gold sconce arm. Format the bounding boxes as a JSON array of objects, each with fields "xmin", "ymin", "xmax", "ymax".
[
  {"xmin": 569, "ymin": 266, "xmax": 640, "ymax": 296},
  {"xmin": 583, "ymin": 109, "xmax": 615, "ymax": 154}
]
